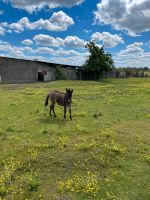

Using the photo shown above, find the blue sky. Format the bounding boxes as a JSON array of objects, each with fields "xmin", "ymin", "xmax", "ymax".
[{"xmin": 0, "ymin": 0, "xmax": 150, "ymax": 68}]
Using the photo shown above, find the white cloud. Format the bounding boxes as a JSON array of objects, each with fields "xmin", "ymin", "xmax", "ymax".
[
  {"xmin": 64, "ymin": 36, "xmax": 85, "ymax": 48},
  {"xmin": 54, "ymin": 48, "xmax": 81, "ymax": 56},
  {"xmin": 83, "ymin": 29, "xmax": 92, "ymax": 33},
  {"xmin": 0, "ymin": 10, "xmax": 4, "ymax": 15},
  {"xmin": 118, "ymin": 42, "xmax": 144, "ymax": 55},
  {"xmin": 0, "ymin": 40, "xmax": 87, "ymax": 66},
  {"xmin": 36, "ymin": 47, "xmax": 54, "ymax": 54},
  {"xmin": 0, "ymin": 43, "xmax": 12, "ymax": 52},
  {"xmin": 33, "ymin": 34, "xmax": 64, "ymax": 47},
  {"xmin": 0, "ymin": 39, "xmax": 83, "ymax": 58},
  {"xmin": 0, "ymin": 41, "xmax": 33, "ymax": 57},
  {"xmin": 33, "ymin": 34, "xmax": 85, "ymax": 48},
  {"xmin": 23, "ymin": 47, "xmax": 34, "ymax": 53},
  {"xmin": 4, "ymin": 0, "xmax": 84, "ymax": 13},
  {"xmin": 94, "ymin": 0, "xmax": 150, "ymax": 36},
  {"xmin": 0, "ymin": 26, "xmax": 5, "ymax": 35},
  {"xmin": 22, "ymin": 55, "xmax": 47, "ymax": 62},
  {"xmin": 36, "ymin": 46, "xmax": 82, "ymax": 57},
  {"xmin": 146, "ymin": 40, "xmax": 150, "ymax": 47},
  {"xmin": 21, "ymin": 39, "xmax": 33, "ymax": 45},
  {"xmin": 0, "ymin": 40, "xmax": 9, "ymax": 45},
  {"xmin": 49, "ymin": 54, "xmax": 86, "ymax": 66},
  {"xmin": 1, "ymin": 11, "xmax": 74, "ymax": 32},
  {"xmin": 91, "ymin": 32, "xmax": 124, "ymax": 48},
  {"xmin": 115, "ymin": 42, "xmax": 150, "ymax": 68}
]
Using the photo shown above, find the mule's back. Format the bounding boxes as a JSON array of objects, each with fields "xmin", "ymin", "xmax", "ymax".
[{"xmin": 49, "ymin": 91, "xmax": 65, "ymax": 106}]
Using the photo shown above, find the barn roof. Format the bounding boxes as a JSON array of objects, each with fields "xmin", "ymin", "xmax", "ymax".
[{"xmin": 0, "ymin": 56, "xmax": 78, "ymax": 69}]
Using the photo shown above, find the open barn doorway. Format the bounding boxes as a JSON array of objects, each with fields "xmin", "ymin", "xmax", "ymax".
[{"xmin": 38, "ymin": 72, "xmax": 44, "ymax": 81}]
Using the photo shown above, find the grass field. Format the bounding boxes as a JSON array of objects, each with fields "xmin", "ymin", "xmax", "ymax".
[{"xmin": 0, "ymin": 78, "xmax": 150, "ymax": 200}]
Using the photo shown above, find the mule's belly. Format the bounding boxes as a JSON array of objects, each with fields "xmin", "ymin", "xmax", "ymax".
[{"xmin": 56, "ymin": 96, "xmax": 64, "ymax": 106}]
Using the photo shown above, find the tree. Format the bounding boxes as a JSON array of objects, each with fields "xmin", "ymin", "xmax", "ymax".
[
  {"xmin": 83, "ymin": 41, "xmax": 115, "ymax": 80},
  {"xmin": 54, "ymin": 65, "xmax": 66, "ymax": 80}
]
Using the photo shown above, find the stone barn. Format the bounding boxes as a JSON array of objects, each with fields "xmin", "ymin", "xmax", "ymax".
[{"xmin": 0, "ymin": 56, "xmax": 77, "ymax": 83}]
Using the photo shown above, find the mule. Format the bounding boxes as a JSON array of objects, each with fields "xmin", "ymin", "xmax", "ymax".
[{"xmin": 45, "ymin": 88, "xmax": 73, "ymax": 120}]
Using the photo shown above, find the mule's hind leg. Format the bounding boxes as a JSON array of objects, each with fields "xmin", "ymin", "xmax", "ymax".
[
  {"xmin": 51, "ymin": 104, "xmax": 56, "ymax": 118},
  {"xmin": 50, "ymin": 104, "xmax": 56, "ymax": 117}
]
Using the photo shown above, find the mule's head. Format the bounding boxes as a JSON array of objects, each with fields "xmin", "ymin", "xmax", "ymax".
[{"xmin": 65, "ymin": 88, "xmax": 73, "ymax": 104}]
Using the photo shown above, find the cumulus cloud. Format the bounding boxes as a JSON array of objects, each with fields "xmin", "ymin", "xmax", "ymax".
[
  {"xmin": 91, "ymin": 32, "xmax": 124, "ymax": 48},
  {"xmin": 22, "ymin": 39, "xmax": 33, "ymax": 45},
  {"xmin": 4, "ymin": 0, "xmax": 84, "ymax": 13},
  {"xmin": 36, "ymin": 47, "xmax": 83, "ymax": 58},
  {"xmin": 0, "ymin": 42, "xmax": 12, "ymax": 52},
  {"xmin": 64, "ymin": 36, "xmax": 85, "ymax": 48},
  {"xmin": 49, "ymin": 55, "xmax": 86, "ymax": 66},
  {"xmin": 83, "ymin": 29, "xmax": 92, "ymax": 33},
  {"xmin": 0, "ymin": 40, "xmax": 34, "ymax": 57},
  {"xmin": 0, "ymin": 38, "xmax": 84, "ymax": 58},
  {"xmin": 1, "ymin": 11, "xmax": 74, "ymax": 32},
  {"xmin": 36, "ymin": 47, "xmax": 55, "ymax": 54},
  {"xmin": 0, "ymin": 10, "xmax": 4, "ymax": 15},
  {"xmin": 54, "ymin": 48, "xmax": 81, "ymax": 56},
  {"xmin": 0, "ymin": 40, "xmax": 9, "ymax": 45},
  {"xmin": 118, "ymin": 42, "xmax": 144, "ymax": 55},
  {"xmin": 0, "ymin": 39, "xmax": 87, "ymax": 66},
  {"xmin": 33, "ymin": 34, "xmax": 64, "ymax": 47},
  {"xmin": 0, "ymin": 26, "xmax": 5, "ymax": 35},
  {"xmin": 94, "ymin": 0, "xmax": 150, "ymax": 36},
  {"xmin": 33, "ymin": 34, "xmax": 85, "ymax": 48},
  {"xmin": 115, "ymin": 42, "xmax": 150, "ymax": 68}
]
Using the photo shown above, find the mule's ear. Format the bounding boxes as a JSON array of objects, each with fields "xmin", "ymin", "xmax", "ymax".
[
  {"xmin": 66, "ymin": 88, "xmax": 67, "ymax": 91},
  {"xmin": 71, "ymin": 89, "xmax": 73, "ymax": 93}
]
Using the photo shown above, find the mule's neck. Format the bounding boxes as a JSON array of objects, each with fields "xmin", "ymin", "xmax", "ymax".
[{"xmin": 64, "ymin": 93, "xmax": 67, "ymax": 105}]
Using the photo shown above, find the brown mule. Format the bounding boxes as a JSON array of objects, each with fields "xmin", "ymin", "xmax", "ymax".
[{"xmin": 45, "ymin": 88, "xmax": 73, "ymax": 120}]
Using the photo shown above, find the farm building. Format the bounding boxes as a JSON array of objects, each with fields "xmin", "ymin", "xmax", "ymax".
[{"xmin": 0, "ymin": 56, "xmax": 77, "ymax": 83}]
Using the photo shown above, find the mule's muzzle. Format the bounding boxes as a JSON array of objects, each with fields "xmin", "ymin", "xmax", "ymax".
[{"xmin": 67, "ymin": 100, "xmax": 72, "ymax": 105}]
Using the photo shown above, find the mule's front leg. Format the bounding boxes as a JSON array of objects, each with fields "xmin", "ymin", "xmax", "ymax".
[
  {"xmin": 69, "ymin": 107, "xmax": 72, "ymax": 120},
  {"xmin": 64, "ymin": 106, "xmax": 66, "ymax": 119},
  {"xmin": 50, "ymin": 105, "xmax": 52, "ymax": 116},
  {"xmin": 51, "ymin": 104, "xmax": 56, "ymax": 117}
]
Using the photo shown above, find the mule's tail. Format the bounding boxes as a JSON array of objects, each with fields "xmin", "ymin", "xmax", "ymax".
[{"xmin": 45, "ymin": 94, "xmax": 49, "ymax": 106}]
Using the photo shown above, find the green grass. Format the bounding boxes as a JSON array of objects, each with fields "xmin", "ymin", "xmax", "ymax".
[{"xmin": 0, "ymin": 78, "xmax": 150, "ymax": 200}]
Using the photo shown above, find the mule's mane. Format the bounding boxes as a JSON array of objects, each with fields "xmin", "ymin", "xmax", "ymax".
[{"xmin": 54, "ymin": 91, "xmax": 65, "ymax": 95}]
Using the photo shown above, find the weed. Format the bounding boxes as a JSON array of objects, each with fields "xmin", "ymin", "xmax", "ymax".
[{"xmin": 93, "ymin": 111, "xmax": 102, "ymax": 118}]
